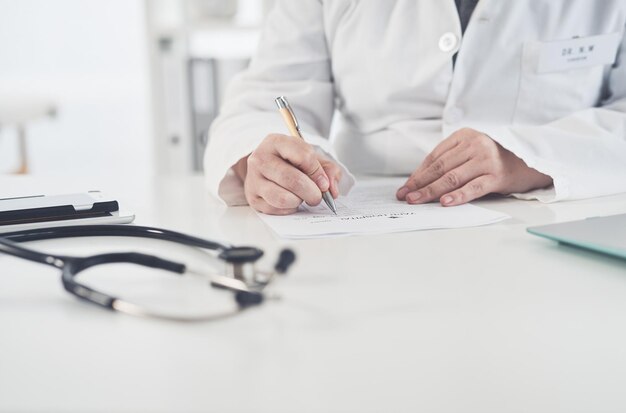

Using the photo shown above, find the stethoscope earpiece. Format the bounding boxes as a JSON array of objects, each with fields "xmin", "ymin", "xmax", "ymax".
[
  {"xmin": 235, "ymin": 290, "xmax": 264, "ymax": 307},
  {"xmin": 275, "ymin": 249, "xmax": 296, "ymax": 274}
]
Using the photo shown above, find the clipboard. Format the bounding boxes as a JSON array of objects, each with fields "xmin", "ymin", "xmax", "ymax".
[{"xmin": 0, "ymin": 191, "xmax": 135, "ymax": 233}]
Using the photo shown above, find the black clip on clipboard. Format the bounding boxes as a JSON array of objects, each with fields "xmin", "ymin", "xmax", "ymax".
[{"xmin": 0, "ymin": 191, "xmax": 135, "ymax": 233}]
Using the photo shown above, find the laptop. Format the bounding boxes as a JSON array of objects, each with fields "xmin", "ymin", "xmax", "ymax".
[{"xmin": 527, "ymin": 213, "xmax": 626, "ymax": 260}]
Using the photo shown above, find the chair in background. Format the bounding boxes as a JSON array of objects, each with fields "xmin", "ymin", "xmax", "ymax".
[{"xmin": 0, "ymin": 96, "xmax": 57, "ymax": 174}]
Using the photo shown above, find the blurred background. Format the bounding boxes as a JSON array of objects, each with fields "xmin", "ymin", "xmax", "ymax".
[{"xmin": 0, "ymin": 0, "xmax": 274, "ymax": 177}]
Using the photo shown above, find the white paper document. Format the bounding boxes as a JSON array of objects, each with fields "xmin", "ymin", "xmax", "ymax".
[{"xmin": 257, "ymin": 178, "xmax": 510, "ymax": 239}]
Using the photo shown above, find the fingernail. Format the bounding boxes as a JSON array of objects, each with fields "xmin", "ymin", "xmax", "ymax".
[
  {"xmin": 407, "ymin": 192, "xmax": 422, "ymax": 203},
  {"xmin": 396, "ymin": 186, "xmax": 410, "ymax": 199},
  {"xmin": 316, "ymin": 175, "xmax": 329, "ymax": 190},
  {"xmin": 441, "ymin": 195, "xmax": 454, "ymax": 205}
]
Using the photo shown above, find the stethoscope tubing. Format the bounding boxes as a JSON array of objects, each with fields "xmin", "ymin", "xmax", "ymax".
[
  {"xmin": 0, "ymin": 224, "xmax": 230, "ymax": 251},
  {"xmin": 0, "ymin": 224, "xmax": 285, "ymax": 320}
]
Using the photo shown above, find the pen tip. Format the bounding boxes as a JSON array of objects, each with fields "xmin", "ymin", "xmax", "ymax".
[{"xmin": 322, "ymin": 191, "xmax": 337, "ymax": 215}]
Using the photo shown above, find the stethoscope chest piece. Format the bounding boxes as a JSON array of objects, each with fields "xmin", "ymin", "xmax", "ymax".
[{"xmin": 219, "ymin": 246, "xmax": 264, "ymax": 282}]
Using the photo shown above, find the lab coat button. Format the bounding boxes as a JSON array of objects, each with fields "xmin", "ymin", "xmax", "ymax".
[
  {"xmin": 444, "ymin": 107, "xmax": 464, "ymax": 124},
  {"xmin": 438, "ymin": 32, "xmax": 459, "ymax": 52}
]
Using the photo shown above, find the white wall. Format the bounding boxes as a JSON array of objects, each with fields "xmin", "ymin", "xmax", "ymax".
[{"xmin": 0, "ymin": 0, "xmax": 153, "ymax": 176}]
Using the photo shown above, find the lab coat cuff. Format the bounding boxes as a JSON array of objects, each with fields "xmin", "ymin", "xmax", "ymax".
[
  {"xmin": 476, "ymin": 125, "xmax": 567, "ymax": 203},
  {"xmin": 205, "ymin": 129, "xmax": 266, "ymax": 206}
]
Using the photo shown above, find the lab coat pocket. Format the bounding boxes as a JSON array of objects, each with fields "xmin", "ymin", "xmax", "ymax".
[{"xmin": 514, "ymin": 39, "xmax": 610, "ymax": 125}]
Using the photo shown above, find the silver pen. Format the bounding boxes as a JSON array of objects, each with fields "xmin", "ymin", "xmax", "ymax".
[{"xmin": 275, "ymin": 96, "xmax": 337, "ymax": 215}]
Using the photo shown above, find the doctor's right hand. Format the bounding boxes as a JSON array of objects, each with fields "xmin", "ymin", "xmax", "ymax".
[{"xmin": 234, "ymin": 134, "xmax": 342, "ymax": 215}]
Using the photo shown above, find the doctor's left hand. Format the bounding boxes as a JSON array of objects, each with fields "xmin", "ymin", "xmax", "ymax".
[{"xmin": 396, "ymin": 128, "xmax": 553, "ymax": 206}]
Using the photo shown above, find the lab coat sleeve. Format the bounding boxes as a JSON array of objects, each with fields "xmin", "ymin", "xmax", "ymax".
[
  {"xmin": 204, "ymin": 0, "xmax": 355, "ymax": 206},
  {"xmin": 480, "ymin": 31, "xmax": 626, "ymax": 202}
]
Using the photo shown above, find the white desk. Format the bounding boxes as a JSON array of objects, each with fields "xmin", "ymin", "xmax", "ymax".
[{"xmin": 1, "ymin": 175, "xmax": 626, "ymax": 413}]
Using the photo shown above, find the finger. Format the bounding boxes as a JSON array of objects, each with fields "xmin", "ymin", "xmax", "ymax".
[
  {"xmin": 271, "ymin": 135, "xmax": 330, "ymax": 192},
  {"xmin": 258, "ymin": 156, "xmax": 323, "ymax": 206},
  {"xmin": 397, "ymin": 146, "xmax": 471, "ymax": 200},
  {"xmin": 405, "ymin": 161, "xmax": 479, "ymax": 204},
  {"xmin": 439, "ymin": 175, "xmax": 496, "ymax": 206},
  {"xmin": 248, "ymin": 195, "xmax": 298, "ymax": 216},
  {"xmin": 321, "ymin": 161, "xmax": 342, "ymax": 199},
  {"xmin": 257, "ymin": 179, "xmax": 303, "ymax": 210},
  {"xmin": 421, "ymin": 129, "xmax": 470, "ymax": 168}
]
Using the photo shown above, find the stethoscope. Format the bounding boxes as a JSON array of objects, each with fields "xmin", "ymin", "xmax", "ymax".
[{"xmin": 0, "ymin": 225, "xmax": 295, "ymax": 322}]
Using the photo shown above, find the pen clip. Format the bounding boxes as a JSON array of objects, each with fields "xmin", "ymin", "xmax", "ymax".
[{"xmin": 275, "ymin": 96, "xmax": 300, "ymax": 132}]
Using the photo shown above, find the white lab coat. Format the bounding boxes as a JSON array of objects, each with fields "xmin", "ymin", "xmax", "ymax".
[{"xmin": 204, "ymin": 0, "xmax": 626, "ymax": 205}]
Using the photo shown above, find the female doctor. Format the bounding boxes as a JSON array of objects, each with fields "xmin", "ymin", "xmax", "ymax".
[{"xmin": 204, "ymin": 0, "xmax": 626, "ymax": 215}]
